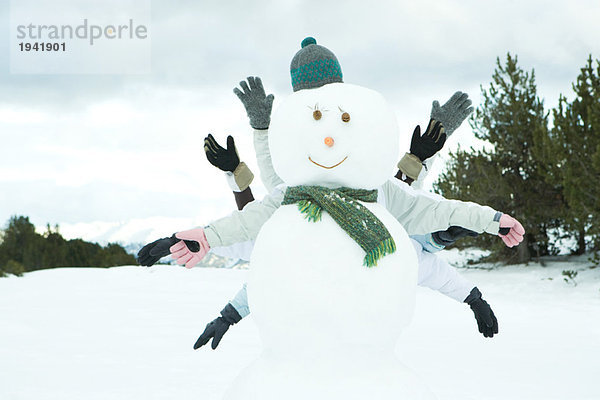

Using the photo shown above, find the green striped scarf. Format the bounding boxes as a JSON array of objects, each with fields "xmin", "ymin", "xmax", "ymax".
[{"xmin": 282, "ymin": 186, "xmax": 396, "ymax": 267}]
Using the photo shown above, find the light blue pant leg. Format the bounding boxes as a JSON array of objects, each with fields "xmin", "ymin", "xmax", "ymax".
[
  {"xmin": 229, "ymin": 283, "xmax": 250, "ymax": 318},
  {"xmin": 410, "ymin": 233, "xmax": 445, "ymax": 253}
]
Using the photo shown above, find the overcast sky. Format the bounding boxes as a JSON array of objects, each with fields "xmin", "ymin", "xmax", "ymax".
[{"xmin": 1, "ymin": 0, "xmax": 599, "ymax": 231}]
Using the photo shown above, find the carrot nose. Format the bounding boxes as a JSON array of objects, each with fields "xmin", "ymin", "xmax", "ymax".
[{"xmin": 324, "ymin": 137, "xmax": 334, "ymax": 147}]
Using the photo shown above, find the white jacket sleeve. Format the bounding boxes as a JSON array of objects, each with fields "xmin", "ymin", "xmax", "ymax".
[
  {"xmin": 210, "ymin": 241, "xmax": 255, "ymax": 262},
  {"xmin": 381, "ymin": 179, "xmax": 500, "ymax": 236},
  {"xmin": 204, "ymin": 186, "xmax": 285, "ymax": 248},
  {"xmin": 253, "ymin": 129, "xmax": 284, "ymax": 193},
  {"xmin": 411, "ymin": 153, "xmax": 439, "ymax": 190},
  {"xmin": 412, "ymin": 239, "xmax": 474, "ymax": 302}
]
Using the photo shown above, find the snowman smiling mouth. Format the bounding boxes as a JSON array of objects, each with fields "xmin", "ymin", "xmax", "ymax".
[{"xmin": 308, "ymin": 156, "xmax": 348, "ymax": 169}]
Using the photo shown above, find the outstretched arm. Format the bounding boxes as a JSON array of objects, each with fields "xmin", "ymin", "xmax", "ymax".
[
  {"xmin": 413, "ymin": 91, "xmax": 474, "ymax": 189},
  {"xmin": 411, "ymin": 226, "xmax": 479, "ymax": 254},
  {"xmin": 204, "ymin": 134, "xmax": 255, "ymax": 210},
  {"xmin": 252, "ymin": 129, "xmax": 284, "ymax": 192},
  {"xmin": 144, "ymin": 187, "xmax": 283, "ymax": 269},
  {"xmin": 382, "ymin": 179, "xmax": 524, "ymax": 247},
  {"xmin": 382, "ymin": 179, "xmax": 500, "ymax": 235},
  {"xmin": 233, "ymin": 77, "xmax": 284, "ymax": 192},
  {"xmin": 396, "ymin": 91, "xmax": 474, "ymax": 188},
  {"xmin": 203, "ymin": 187, "xmax": 285, "ymax": 248},
  {"xmin": 396, "ymin": 119, "xmax": 446, "ymax": 185}
]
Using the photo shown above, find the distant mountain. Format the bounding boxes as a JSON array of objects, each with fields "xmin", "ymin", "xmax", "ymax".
[
  {"xmin": 55, "ymin": 217, "xmax": 248, "ymax": 269},
  {"xmin": 56, "ymin": 217, "xmax": 202, "ymax": 246}
]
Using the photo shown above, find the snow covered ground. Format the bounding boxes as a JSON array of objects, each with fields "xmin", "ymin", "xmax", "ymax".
[{"xmin": 1, "ymin": 258, "xmax": 599, "ymax": 400}]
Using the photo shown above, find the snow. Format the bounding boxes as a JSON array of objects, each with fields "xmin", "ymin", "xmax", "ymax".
[
  {"xmin": 269, "ymin": 83, "xmax": 399, "ymax": 190},
  {"xmin": 240, "ymin": 203, "xmax": 424, "ymax": 399},
  {"xmin": 1, "ymin": 259, "xmax": 599, "ymax": 400},
  {"xmin": 436, "ymin": 247, "xmax": 491, "ymax": 267}
]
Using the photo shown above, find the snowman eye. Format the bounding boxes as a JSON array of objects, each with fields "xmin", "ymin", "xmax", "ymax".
[
  {"xmin": 309, "ymin": 103, "xmax": 328, "ymax": 121},
  {"xmin": 339, "ymin": 106, "xmax": 350, "ymax": 123}
]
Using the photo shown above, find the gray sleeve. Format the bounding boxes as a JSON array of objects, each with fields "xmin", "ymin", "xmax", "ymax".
[
  {"xmin": 204, "ymin": 188, "xmax": 285, "ymax": 247},
  {"xmin": 253, "ymin": 129, "xmax": 284, "ymax": 193}
]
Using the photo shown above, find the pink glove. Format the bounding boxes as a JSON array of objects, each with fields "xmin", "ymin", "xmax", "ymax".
[
  {"xmin": 498, "ymin": 214, "xmax": 525, "ymax": 247},
  {"xmin": 169, "ymin": 228, "xmax": 210, "ymax": 269}
]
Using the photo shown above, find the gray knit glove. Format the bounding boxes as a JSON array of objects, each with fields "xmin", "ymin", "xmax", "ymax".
[
  {"xmin": 430, "ymin": 91, "xmax": 474, "ymax": 136},
  {"xmin": 233, "ymin": 76, "xmax": 274, "ymax": 130}
]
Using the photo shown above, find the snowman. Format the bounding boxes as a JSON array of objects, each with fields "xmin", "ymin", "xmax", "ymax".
[
  {"xmin": 223, "ymin": 37, "xmax": 436, "ymax": 400},
  {"xmin": 139, "ymin": 37, "xmax": 523, "ymax": 398}
]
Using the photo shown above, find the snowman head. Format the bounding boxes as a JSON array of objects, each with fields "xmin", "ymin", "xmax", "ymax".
[{"xmin": 269, "ymin": 38, "xmax": 399, "ymax": 190}]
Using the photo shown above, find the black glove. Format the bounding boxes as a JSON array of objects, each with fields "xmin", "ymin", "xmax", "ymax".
[
  {"xmin": 410, "ymin": 119, "xmax": 447, "ymax": 162},
  {"xmin": 204, "ymin": 134, "xmax": 240, "ymax": 172},
  {"xmin": 464, "ymin": 287, "xmax": 498, "ymax": 338},
  {"xmin": 194, "ymin": 303, "xmax": 242, "ymax": 350},
  {"xmin": 432, "ymin": 226, "xmax": 479, "ymax": 247},
  {"xmin": 137, "ymin": 235, "xmax": 200, "ymax": 267}
]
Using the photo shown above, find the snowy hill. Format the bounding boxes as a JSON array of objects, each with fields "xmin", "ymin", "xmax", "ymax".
[{"xmin": 1, "ymin": 257, "xmax": 598, "ymax": 400}]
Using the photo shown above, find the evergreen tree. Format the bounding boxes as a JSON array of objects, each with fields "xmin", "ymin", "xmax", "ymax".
[
  {"xmin": 0, "ymin": 215, "xmax": 136, "ymax": 275},
  {"xmin": 541, "ymin": 56, "xmax": 600, "ymax": 253},
  {"xmin": 0, "ymin": 216, "xmax": 43, "ymax": 271},
  {"xmin": 435, "ymin": 54, "xmax": 563, "ymax": 263},
  {"xmin": 41, "ymin": 231, "xmax": 68, "ymax": 268},
  {"xmin": 0, "ymin": 260, "xmax": 25, "ymax": 277},
  {"xmin": 100, "ymin": 243, "xmax": 139, "ymax": 267}
]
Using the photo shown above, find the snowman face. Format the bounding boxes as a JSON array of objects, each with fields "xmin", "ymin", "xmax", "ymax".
[{"xmin": 269, "ymin": 83, "xmax": 399, "ymax": 190}]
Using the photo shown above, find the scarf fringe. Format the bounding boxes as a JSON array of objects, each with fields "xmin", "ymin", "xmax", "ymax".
[
  {"xmin": 297, "ymin": 200, "xmax": 322, "ymax": 222},
  {"xmin": 363, "ymin": 238, "xmax": 397, "ymax": 268}
]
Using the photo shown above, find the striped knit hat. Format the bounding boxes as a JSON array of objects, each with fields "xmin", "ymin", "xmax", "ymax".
[{"xmin": 290, "ymin": 37, "xmax": 343, "ymax": 92}]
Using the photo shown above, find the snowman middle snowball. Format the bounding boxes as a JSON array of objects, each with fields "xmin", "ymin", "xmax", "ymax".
[{"xmin": 269, "ymin": 82, "xmax": 400, "ymax": 190}]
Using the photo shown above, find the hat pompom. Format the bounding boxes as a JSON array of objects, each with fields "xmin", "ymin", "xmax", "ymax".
[{"xmin": 301, "ymin": 37, "xmax": 317, "ymax": 48}]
